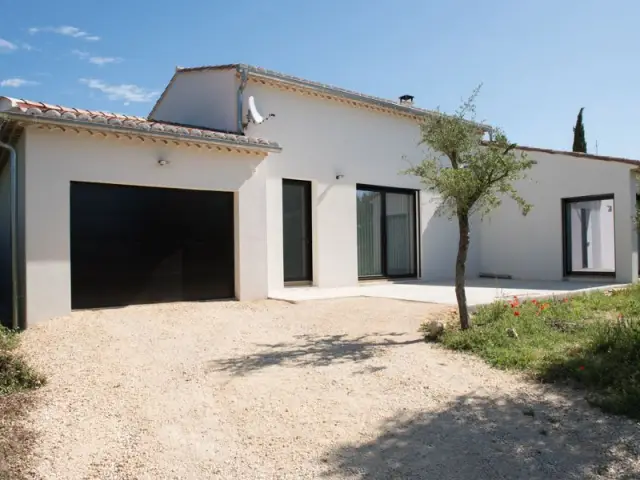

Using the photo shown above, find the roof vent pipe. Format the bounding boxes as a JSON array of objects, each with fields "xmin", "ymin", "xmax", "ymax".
[{"xmin": 399, "ymin": 94, "xmax": 414, "ymax": 105}]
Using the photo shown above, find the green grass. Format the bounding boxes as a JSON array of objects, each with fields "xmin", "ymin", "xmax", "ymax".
[
  {"xmin": 437, "ymin": 284, "xmax": 640, "ymax": 420},
  {"xmin": 0, "ymin": 326, "xmax": 44, "ymax": 395}
]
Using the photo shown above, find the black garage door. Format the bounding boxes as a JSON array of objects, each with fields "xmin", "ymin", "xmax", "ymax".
[{"xmin": 70, "ymin": 182, "xmax": 234, "ymax": 309}]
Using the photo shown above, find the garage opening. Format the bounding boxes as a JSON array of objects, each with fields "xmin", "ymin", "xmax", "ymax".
[{"xmin": 70, "ymin": 182, "xmax": 235, "ymax": 309}]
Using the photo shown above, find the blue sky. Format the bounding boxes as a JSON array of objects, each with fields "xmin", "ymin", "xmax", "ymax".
[{"xmin": 0, "ymin": 0, "xmax": 638, "ymax": 158}]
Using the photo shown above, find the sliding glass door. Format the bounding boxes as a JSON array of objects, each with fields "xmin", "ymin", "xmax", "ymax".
[
  {"xmin": 563, "ymin": 195, "xmax": 615, "ymax": 276},
  {"xmin": 386, "ymin": 192, "xmax": 417, "ymax": 276},
  {"xmin": 357, "ymin": 186, "xmax": 417, "ymax": 279},
  {"xmin": 357, "ymin": 190, "xmax": 383, "ymax": 277}
]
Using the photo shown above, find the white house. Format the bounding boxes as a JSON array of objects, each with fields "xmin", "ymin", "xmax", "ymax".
[{"xmin": 0, "ymin": 64, "xmax": 637, "ymax": 328}]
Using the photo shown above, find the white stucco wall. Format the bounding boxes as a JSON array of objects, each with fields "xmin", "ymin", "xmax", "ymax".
[
  {"xmin": 242, "ymin": 82, "xmax": 481, "ymax": 291},
  {"xmin": 150, "ymin": 69, "xmax": 238, "ymax": 133},
  {"xmin": 22, "ymin": 128, "xmax": 269, "ymax": 325},
  {"xmin": 478, "ymin": 150, "xmax": 638, "ymax": 283}
]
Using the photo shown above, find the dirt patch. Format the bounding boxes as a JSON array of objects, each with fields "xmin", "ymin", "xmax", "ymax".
[
  {"xmin": 18, "ymin": 297, "xmax": 640, "ymax": 479},
  {"xmin": 0, "ymin": 393, "xmax": 37, "ymax": 480}
]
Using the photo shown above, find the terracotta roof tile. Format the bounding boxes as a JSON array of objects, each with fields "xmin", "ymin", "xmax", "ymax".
[
  {"xmin": 0, "ymin": 96, "xmax": 281, "ymax": 152},
  {"xmin": 40, "ymin": 102, "xmax": 58, "ymax": 110}
]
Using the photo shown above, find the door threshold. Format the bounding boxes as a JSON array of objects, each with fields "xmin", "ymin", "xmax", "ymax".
[
  {"xmin": 359, "ymin": 277, "xmax": 418, "ymax": 284},
  {"xmin": 284, "ymin": 281, "xmax": 313, "ymax": 287}
]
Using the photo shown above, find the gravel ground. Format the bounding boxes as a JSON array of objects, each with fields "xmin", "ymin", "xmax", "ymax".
[{"xmin": 17, "ymin": 297, "xmax": 640, "ymax": 479}]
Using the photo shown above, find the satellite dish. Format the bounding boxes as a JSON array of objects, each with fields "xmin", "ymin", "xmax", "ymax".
[{"xmin": 247, "ymin": 96, "xmax": 264, "ymax": 124}]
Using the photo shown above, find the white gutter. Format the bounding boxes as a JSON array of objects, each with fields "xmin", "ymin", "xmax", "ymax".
[{"xmin": 0, "ymin": 139, "xmax": 19, "ymax": 330}]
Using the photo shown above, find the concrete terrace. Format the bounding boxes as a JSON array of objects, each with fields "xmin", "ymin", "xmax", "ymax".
[{"xmin": 269, "ymin": 278, "xmax": 622, "ymax": 307}]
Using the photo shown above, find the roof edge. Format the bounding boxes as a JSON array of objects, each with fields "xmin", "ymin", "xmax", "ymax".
[
  {"xmin": 514, "ymin": 144, "xmax": 639, "ymax": 168},
  {"xmin": 0, "ymin": 111, "xmax": 282, "ymax": 154},
  {"xmin": 150, "ymin": 64, "xmax": 490, "ymax": 131},
  {"xmin": 243, "ymin": 64, "xmax": 489, "ymax": 131}
]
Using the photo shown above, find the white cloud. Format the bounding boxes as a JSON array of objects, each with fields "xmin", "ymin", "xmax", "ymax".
[
  {"xmin": 0, "ymin": 38, "xmax": 17, "ymax": 52},
  {"xmin": 89, "ymin": 56, "xmax": 122, "ymax": 66},
  {"xmin": 29, "ymin": 26, "xmax": 100, "ymax": 41},
  {"xmin": 79, "ymin": 78, "xmax": 158, "ymax": 103},
  {"xmin": 55, "ymin": 26, "xmax": 87, "ymax": 37},
  {"xmin": 71, "ymin": 49, "xmax": 89, "ymax": 58},
  {"xmin": 20, "ymin": 42, "xmax": 36, "ymax": 51},
  {"xmin": 72, "ymin": 50, "xmax": 122, "ymax": 66},
  {"xmin": 1, "ymin": 78, "xmax": 39, "ymax": 88}
]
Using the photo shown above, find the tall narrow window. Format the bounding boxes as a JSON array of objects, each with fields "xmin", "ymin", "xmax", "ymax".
[
  {"xmin": 563, "ymin": 195, "xmax": 615, "ymax": 275},
  {"xmin": 357, "ymin": 186, "xmax": 417, "ymax": 278},
  {"xmin": 282, "ymin": 180, "xmax": 313, "ymax": 282}
]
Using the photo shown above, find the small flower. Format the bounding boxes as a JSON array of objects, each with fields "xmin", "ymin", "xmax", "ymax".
[
  {"xmin": 532, "ymin": 299, "xmax": 538, "ymax": 305},
  {"xmin": 514, "ymin": 311, "xmax": 520, "ymax": 317},
  {"xmin": 578, "ymin": 366, "xmax": 585, "ymax": 371},
  {"xmin": 563, "ymin": 298, "xmax": 569, "ymax": 303}
]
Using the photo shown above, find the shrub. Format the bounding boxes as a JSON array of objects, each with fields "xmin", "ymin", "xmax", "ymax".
[{"xmin": 0, "ymin": 327, "xmax": 45, "ymax": 396}]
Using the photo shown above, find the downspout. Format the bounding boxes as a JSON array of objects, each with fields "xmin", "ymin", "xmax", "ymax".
[
  {"xmin": 236, "ymin": 66, "xmax": 249, "ymax": 134},
  {"xmin": 0, "ymin": 138, "xmax": 19, "ymax": 330}
]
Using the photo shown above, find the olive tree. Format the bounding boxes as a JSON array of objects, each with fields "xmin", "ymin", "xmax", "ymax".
[{"xmin": 404, "ymin": 88, "xmax": 534, "ymax": 329}]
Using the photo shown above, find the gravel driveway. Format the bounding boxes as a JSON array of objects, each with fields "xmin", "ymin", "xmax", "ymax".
[{"xmin": 19, "ymin": 297, "xmax": 640, "ymax": 479}]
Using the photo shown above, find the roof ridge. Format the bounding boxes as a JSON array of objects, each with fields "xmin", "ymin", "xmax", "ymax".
[
  {"xmin": 151, "ymin": 64, "xmax": 489, "ymax": 131},
  {"xmin": 170, "ymin": 63, "xmax": 436, "ymax": 115}
]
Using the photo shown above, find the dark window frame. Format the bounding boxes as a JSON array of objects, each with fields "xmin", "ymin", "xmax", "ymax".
[
  {"xmin": 356, "ymin": 184, "xmax": 420, "ymax": 280},
  {"xmin": 282, "ymin": 179, "xmax": 313, "ymax": 283},
  {"xmin": 561, "ymin": 193, "xmax": 616, "ymax": 277}
]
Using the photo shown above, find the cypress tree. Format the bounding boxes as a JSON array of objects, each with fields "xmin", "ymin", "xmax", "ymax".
[{"xmin": 572, "ymin": 107, "xmax": 587, "ymax": 153}]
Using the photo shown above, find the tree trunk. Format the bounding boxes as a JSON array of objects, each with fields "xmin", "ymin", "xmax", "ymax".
[{"xmin": 456, "ymin": 213, "xmax": 471, "ymax": 329}]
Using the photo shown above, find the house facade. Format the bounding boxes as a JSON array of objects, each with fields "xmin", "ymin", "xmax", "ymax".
[
  {"xmin": 0, "ymin": 96, "xmax": 281, "ymax": 327},
  {"xmin": 479, "ymin": 146, "xmax": 638, "ymax": 284},
  {"xmin": 0, "ymin": 64, "xmax": 638, "ymax": 328},
  {"xmin": 150, "ymin": 65, "xmax": 479, "ymax": 294}
]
